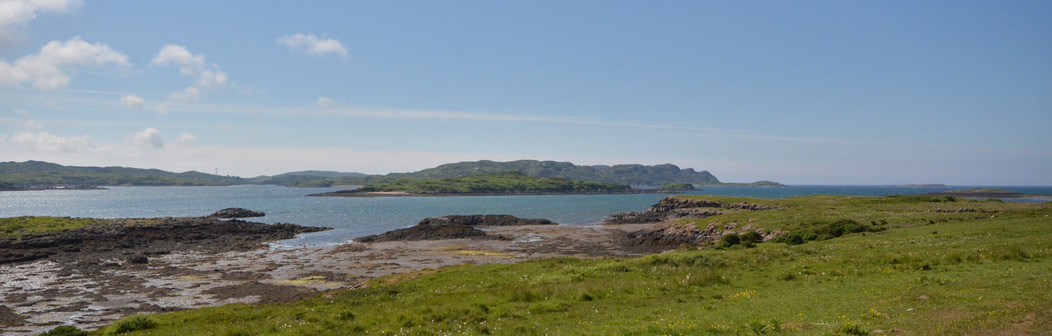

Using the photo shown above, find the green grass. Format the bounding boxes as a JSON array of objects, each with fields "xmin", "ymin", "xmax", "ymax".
[
  {"xmin": 0, "ymin": 216, "xmax": 100, "ymax": 238},
  {"xmin": 358, "ymin": 172, "xmax": 631, "ymax": 194},
  {"xmin": 72, "ymin": 195, "xmax": 1052, "ymax": 335}
]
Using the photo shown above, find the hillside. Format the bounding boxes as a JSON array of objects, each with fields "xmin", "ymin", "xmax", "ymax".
[
  {"xmin": 311, "ymin": 172, "xmax": 637, "ymax": 196},
  {"xmin": 0, "ymin": 160, "xmax": 778, "ymax": 189},
  {"xmin": 297, "ymin": 160, "xmax": 772, "ymax": 187},
  {"xmin": 0, "ymin": 161, "xmax": 245, "ymax": 187}
]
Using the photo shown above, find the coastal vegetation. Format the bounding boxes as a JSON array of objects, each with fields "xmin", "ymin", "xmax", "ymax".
[
  {"xmin": 71, "ymin": 194, "xmax": 1051, "ymax": 335},
  {"xmin": 0, "ymin": 216, "xmax": 100, "ymax": 238},
  {"xmin": 320, "ymin": 172, "xmax": 633, "ymax": 195}
]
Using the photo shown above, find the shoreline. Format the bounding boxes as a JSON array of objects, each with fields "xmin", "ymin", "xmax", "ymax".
[
  {"xmin": 0, "ymin": 219, "xmax": 661, "ymax": 335},
  {"xmin": 309, "ymin": 190, "xmax": 676, "ymax": 197}
]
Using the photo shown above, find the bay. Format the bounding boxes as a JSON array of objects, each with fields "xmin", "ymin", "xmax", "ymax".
[{"xmin": 1, "ymin": 185, "xmax": 1048, "ymax": 246}]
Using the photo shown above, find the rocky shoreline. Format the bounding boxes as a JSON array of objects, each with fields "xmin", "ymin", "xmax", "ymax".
[
  {"xmin": 0, "ymin": 198, "xmax": 774, "ymax": 335},
  {"xmin": 0, "ymin": 214, "xmax": 328, "ymax": 265}
]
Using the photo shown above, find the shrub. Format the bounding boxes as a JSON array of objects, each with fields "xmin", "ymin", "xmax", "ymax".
[
  {"xmin": 841, "ymin": 324, "xmax": 868, "ymax": 335},
  {"xmin": 40, "ymin": 326, "xmax": 88, "ymax": 336},
  {"xmin": 111, "ymin": 314, "xmax": 158, "ymax": 334},
  {"xmin": 773, "ymin": 233, "xmax": 806, "ymax": 245},
  {"xmin": 740, "ymin": 231, "xmax": 764, "ymax": 244},
  {"xmin": 717, "ymin": 233, "xmax": 741, "ymax": 248}
]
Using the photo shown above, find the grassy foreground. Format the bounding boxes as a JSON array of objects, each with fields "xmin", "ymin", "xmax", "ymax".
[{"xmin": 83, "ymin": 195, "xmax": 1051, "ymax": 335}]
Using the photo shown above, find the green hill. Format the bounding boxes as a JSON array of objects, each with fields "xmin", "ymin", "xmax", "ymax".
[
  {"xmin": 313, "ymin": 172, "xmax": 634, "ymax": 196},
  {"xmin": 0, "ymin": 161, "xmax": 246, "ymax": 187},
  {"xmin": 297, "ymin": 160, "xmax": 762, "ymax": 187}
]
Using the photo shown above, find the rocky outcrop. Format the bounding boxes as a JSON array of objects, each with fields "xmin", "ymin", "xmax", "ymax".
[
  {"xmin": 0, "ymin": 216, "xmax": 329, "ymax": 265},
  {"xmin": 355, "ymin": 224, "xmax": 492, "ymax": 242},
  {"xmin": 356, "ymin": 214, "xmax": 556, "ymax": 243},
  {"xmin": 618, "ymin": 221, "xmax": 778, "ymax": 252},
  {"xmin": 605, "ymin": 196, "xmax": 780, "ymax": 224},
  {"xmin": 209, "ymin": 208, "xmax": 266, "ymax": 218},
  {"xmin": 419, "ymin": 215, "xmax": 554, "ymax": 227}
]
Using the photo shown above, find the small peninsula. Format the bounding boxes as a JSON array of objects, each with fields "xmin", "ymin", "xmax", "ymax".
[{"xmin": 310, "ymin": 172, "xmax": 672, "ymax": 197}]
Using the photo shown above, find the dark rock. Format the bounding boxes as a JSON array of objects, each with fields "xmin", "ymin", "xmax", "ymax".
[
  {"xmin": 356, "ymin": 224, "xmax": 492, "ymax": 243},
  {"xmin": 356, "ymin": 214, "xmax": 551, "ymax": 242},
  {"xmin": 0, "ymin": 216, "xmax": 330, "ymax": 266},
  {"xmin": 208, "ymin": 208, "xmax": 265, "ymax": 219},
  {"xmin": 418, "ymin": 215, "xmax": 554, "ymax": 227},
  {"xmin": 0, "ymin": 305, "xmax": 25, "ymax": 327},
  {"xmin": 604, "ymin": 196, "xmax": 778, "ymax": 224},
  {"xmin": 128, "ymin": 255, "xmax": 149, "ymax": 264}
]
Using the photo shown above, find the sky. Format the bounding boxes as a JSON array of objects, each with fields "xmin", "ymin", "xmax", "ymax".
[{"xmin": 0, "ymin": 1, "xmax": 1050, "ymax": 185}]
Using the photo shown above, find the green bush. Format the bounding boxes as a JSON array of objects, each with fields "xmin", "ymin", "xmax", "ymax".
[
  {"xmin": 111, "ymin": 314, "xmax": 158, "ymax": 334},
  {"xmin": 740, "ymin": 231, "xmax": 764, "ymax": 243},
  {"xmin": 39, "ymin": 326, "xmax": 88, "ymax": 336},
  {"xmin": 717, "ymin": 233, "xmax": 741, "ymax": 248}
]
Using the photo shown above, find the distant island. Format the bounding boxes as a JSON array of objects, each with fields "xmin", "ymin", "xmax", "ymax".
[
  {"xmin": 0, "ymin": 160, "xmax": 782, "ymax": 190},
  {"xmin": 903, "ymin": 184, "xmax": 948, "ymax": 188},
  {"xmin": 310, "ymin": 172, "xmax": 672, "ymax": 197},
  {"xmin": 294, "ymin": 160, "xmax": 783, "ymax": 188}
]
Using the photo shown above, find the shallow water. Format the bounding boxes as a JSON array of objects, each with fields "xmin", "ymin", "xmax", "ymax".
[{"xmin": 2, "ymin": 185, "xmax": 1048, "ymax": 245}]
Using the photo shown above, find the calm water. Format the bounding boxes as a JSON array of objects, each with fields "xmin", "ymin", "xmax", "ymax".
[{"xmin": 2, "ymin": 185, "xmax": 1049, "ymax": 245}]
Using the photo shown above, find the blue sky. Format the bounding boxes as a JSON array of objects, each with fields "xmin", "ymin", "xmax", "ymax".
[{"xmin": 1, "ymin": 1, "xmax": 1049, "ymax": 185}]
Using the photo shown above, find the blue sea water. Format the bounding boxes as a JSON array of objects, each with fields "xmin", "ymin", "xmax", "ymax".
[{"xmin": 1, "ymin": 185, "xmax": 1049, "ymax": 245}]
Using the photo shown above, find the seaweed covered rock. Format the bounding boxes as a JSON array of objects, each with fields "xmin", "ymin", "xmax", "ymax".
[
  {"xmin": 418, "ymin": 215, "xmax": 554, "ymax": 227},
  {"xmin": 209, "ymin": 208, "xmax": 265, "ymax": 219},
  {"xmin": 356, "ymin": 214, "xmax": 555, "ymax": 242}
]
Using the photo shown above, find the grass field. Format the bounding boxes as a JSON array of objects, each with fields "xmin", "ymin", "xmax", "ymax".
[{"xmin": 53, "ymin": 195, "xmax": 1052, "ymax": 335}]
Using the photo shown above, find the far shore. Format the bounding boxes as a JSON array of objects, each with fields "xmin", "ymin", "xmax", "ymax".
[{"xmin": 309, "ymin": 190, "xmax": 677, "ymax": 197}]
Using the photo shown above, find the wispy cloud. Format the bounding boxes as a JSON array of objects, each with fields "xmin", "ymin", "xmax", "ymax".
[
  {"xmin": 7, "ymin": 89, "xmax": 1049, "ymax": 158},
  {"xmin": 277, "ymin": 33, "xmax": 348, "ymax": 58},
  {"xmin": 150, "ymin": 45, "xmax": 228, "ymax": 102}
]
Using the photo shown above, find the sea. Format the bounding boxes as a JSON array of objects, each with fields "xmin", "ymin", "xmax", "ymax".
[{"xmin": 2, "ymin": 185, "xmax": 1049, "ymax": 246}]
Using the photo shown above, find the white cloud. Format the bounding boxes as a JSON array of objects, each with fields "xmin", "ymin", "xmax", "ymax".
[
  {"xmin": 119, "ymin": 95, "xmax": 144, "ymax": 109},
  {"xmin": 277, "ymin": 33, "xmax": 348, "ymax": 58},
  {"xmin": 150, "ymin": 45, "xmax": 227, "ymax": 87},
  {"xmin": 0, "ymin": 130, "xmax": 94, "ymax": 152},
  {"xmin": 0, "ymin": 0, "xmax": 82, "ymax": 46},
  {"xmin": 315, "ymin": 96, "xmax": 334, "ymax": 108},
  {"xmin": 0, "ymin": 37, "xmax": 131, "ymax": 90},
  {"xmin": 13, "ymin": 108, "xmax": 28, "ymax": 116},
  {"xmin": 131, "ymin": 127, "xmax": 163, "ymax": 149},
  {"xmin": 168, "ymin": 86, "xmax": 199, "ymax": 102},
  {"xmin": 151, "ymin": 44, "xmax": 228, "ymax": 101},
  {"xmin": 177, "ymin": 132, "xmax": 196, "ymax": 144}
]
